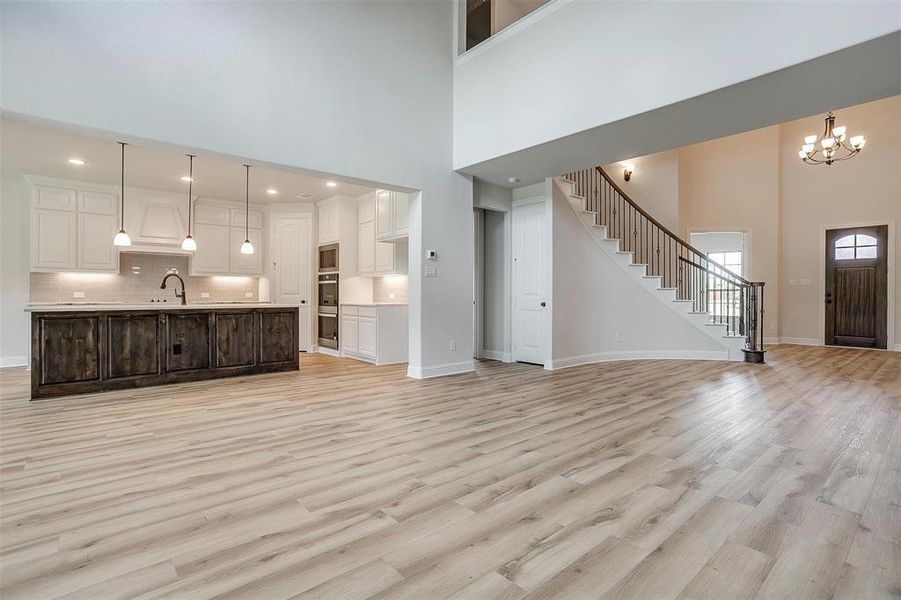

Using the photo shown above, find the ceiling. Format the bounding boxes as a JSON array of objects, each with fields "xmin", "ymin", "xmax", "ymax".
[{"xmin": 0, "ymin": 118, "xmax": 376, "ymax": 203}]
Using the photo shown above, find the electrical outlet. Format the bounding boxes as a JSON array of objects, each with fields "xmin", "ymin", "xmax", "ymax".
[
  {"xmin": 73, "ymin": 291, "xmax": 85, "ymax": 298},
  {"xmin": 614, "ymin": 332, "xmax": 623, "ymax": 343},
  {"xmin": 245, "ymin": 292, "xmax": 254, "ymax": 298},
  {"xmin": 425, "ymin": 266, "xmax": 438, "ymax": 278},
  {"xmin": 200, "ymin": 292, "xmax": 210, "ymax": 298},
  {"xmin": 389, "ymin": 292, "xmax": 395, "ymax": 300},
  {"xmin": 449, "ymin": 339, "xmax": 456, "ymax": 351}
]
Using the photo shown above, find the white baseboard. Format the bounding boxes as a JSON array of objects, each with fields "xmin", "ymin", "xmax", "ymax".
[
  {"xmin": 764, "ymin": 337, "xmax": 781, "ymax": 346},
  {"xmin": 407, "ymin": 360, "xmax": 475, "ymax": 379},
  {"xmin": 317, "ymin": 347, "xmax": 340, "ymax": 357},
  {"xmin": 777, "ymin": 337, "xmax": 820, "ymax": 346},
  {"xmin": 480, "ymin": 350, "xmax": 513, "ymax": 363},
  {"xmin": 545, "ymin": 350, "xmax": 732, "ymax": 370},
  {"xmin": 0, "ymin": 356, "xmax": 28, "ymax": 368},
  {"xmin": 894, "ymin": 344, "xmax": 901, "ymax": 352}
]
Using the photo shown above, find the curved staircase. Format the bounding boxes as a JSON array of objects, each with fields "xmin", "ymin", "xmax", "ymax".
[{"xmin": 559, "ymin": 166, "xmax": 766, "ymax": 363}]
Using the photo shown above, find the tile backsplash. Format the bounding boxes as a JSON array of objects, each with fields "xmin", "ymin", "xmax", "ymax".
[
  {"xmin": 30, "ymin": 253, "xmax": 259, "ymax": 304},
  {"xmin": 372, "ymin": 275, "xmax": 408, "ymax": 304}
]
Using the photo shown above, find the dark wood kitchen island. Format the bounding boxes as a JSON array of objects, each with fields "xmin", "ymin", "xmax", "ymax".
[{"xmin": 28, "ymin": 304, "xmax": 299, "ymax": 399}]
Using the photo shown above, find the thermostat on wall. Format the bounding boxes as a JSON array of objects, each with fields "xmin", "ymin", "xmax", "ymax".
[{"xmin": 426, "ymin": 250, "xmax": 438, "ymax": 260}]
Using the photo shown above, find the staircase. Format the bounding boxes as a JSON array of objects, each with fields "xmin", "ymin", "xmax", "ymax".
[{"xmin": 559, "ymin": 165, "xmax": 766, "ymax": 363}]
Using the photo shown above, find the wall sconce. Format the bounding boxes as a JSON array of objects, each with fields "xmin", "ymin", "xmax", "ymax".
[{"xmin": 623, "ymin": 163, "xmax": 635, "ymax": 182}]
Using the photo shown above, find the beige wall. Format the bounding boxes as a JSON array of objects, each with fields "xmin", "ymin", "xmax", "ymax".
[
  {"xmin": 780, "ymin": 95, "xmax": 900, "ymax": 346},
  {"xmin": 603, "ymin": 149, "xmax": 679, "ymax": 232},
  {"xmin": 678, "ymin": 126, "xmax": 782, "ymax": 342},
  {"xmin": 610, "ymin": 95, "xmax": 900, "ymax": 348}
]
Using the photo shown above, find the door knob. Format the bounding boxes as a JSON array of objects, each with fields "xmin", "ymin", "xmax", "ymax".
[
  {"xmin": 301, "ymin": 300, "xmax": 306, "ymax": 304},
  {"xmin": 540, "ymin": 301, "xmax": 546, "ymax": 307}
]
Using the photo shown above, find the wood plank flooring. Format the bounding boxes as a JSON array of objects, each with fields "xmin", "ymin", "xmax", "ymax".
[{"xmin": 0, "ymin": 345, "xmax": 899, "ymax": 599}]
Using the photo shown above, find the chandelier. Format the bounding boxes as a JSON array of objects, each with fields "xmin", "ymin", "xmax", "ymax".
[{"xmin": 799, "ymin": 111, "xmax": 865, "ymax": 165}]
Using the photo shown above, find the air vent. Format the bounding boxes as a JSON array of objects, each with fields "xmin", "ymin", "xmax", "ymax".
[{"xmin": 297, "ymin": 192, "xmax": 314, "ymax": 199}]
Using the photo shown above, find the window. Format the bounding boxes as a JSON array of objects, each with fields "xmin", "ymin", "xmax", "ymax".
[
  {"xmin": 708, "ymin": 251, "xmax": 743, "ymax": 278},
  {"xmin": 835, "ymin": 234, "xmax": 877, "ymax": 260},
  {"xmin": 706, "ymin": 251, "xmax": 744, "ymax": 323}
]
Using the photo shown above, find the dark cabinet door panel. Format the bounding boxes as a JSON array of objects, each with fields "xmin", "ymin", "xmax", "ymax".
[
  {"xmin": 107, "ymin": 315, "xmax": 160, "ymax": 379},
  {"xmin": 38, "ymin": 316, "xmax": 101, "ymax": 384},
  {"xmin": 167, "ymin": 314, "xmax": 211, "ymax": 372},
  {"xmin": 215, "ymin": 313, "xmax": 256, "ymax": 368},
  {"xmin": 259, "ymin": 311, "xmax": 297, "ymax": 364}
]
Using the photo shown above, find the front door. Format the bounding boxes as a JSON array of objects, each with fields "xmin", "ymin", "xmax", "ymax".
[
  {"xmin": 825, "ymin": 225, "xmax": 888, "ymax": 349},
  {"xmin": 512, "ymin": 199, "xmax": 548, "ymax": 365}
]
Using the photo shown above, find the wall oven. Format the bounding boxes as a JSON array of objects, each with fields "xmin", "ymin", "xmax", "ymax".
[
  {"xmin": 318, "ymin": 272, "xmax": 339, "ymax": 349},
  {"xmin": 319, "ymin": 243, "xmax": 339, "ymax": 273}
]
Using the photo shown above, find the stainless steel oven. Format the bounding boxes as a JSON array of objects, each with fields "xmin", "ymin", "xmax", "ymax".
[
  {"xmin": 318, "ymin": 308, "xmax": 338, "ymax": 349},
  {"xmin": 318, "ymin": 243, "xmax": 339, "ymax": 273},
  {"xmin": 318, "ymin": 272, "xmax": 339, "ymax": 349}
]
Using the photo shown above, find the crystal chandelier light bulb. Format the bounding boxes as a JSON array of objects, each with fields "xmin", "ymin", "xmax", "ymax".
[{"xmin": 804, "ymin": 135, "xmax": 817, "ymax": 144}]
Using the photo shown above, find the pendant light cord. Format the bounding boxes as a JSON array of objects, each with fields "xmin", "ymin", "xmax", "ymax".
[
  {"xmin": 243, "ymin": 164, "xmax": 250, "ymax": 239},
  {"xmin": 118, "ymin": 142, "xmax": 127, "ymax": 230},
  {"xmin": 187, "ymin": 155, "xmax": 195, "ymax": 237}
]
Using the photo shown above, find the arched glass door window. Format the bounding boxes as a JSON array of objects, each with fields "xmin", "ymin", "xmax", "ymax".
[{"xmin": 835, "ymin": 234, "xmax": 877, "ymax": 260}]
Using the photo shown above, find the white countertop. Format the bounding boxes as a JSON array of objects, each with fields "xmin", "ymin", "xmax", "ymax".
[
  {"xmin": 25, "ymin": 303, "xmax": 304, "ymax": 313},
  {"xmin": 339, "ymin": 302, "xmax": 408, "ymax": 307}
]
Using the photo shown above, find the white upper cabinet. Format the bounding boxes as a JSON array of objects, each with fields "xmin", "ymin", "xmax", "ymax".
[
  {"xmin": 376, "ymin": 190, "xmax": 392, "ymax": 237},
  {"xmin": 356, "ymin": 191, "xmax": 408, "ymax": 276},
  {"xmin": 32, "ymin": 208, "xmax": 77, "ymax": 271},
  {"xmin": 191, "ymin": 223, "xmax": 230, "ymax": 274},
  {"xmin": 358, "ymin": 220, "xmax": 376, "ymax": 274},
  {"xmin": 229, "ymin": 226, "xmax": 263, "ymax": 274},
  {"xmin": 34, "ymin": 185, "xmax": 76, "ymax": 211},
  {"xmin": 318, "ymin": 199, "xmax": 339, "ymax": 244},
  {"xmin": 29, "ymin": 177, "xmax": 119, "ymax": 272},
  {"xmin": 375, "ymin": 190, "xmax": 409, "ymax": 241},
  {"xmin": 77, "ymin": 213, "xmax": 118, "ymax": 270},
  {"xmin": 190, "ymin": 198, "xmax": 264, "ymax": 276}
]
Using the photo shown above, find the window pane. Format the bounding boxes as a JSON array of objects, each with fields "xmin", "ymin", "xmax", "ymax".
[
  {"xmin": 835, "ymin": 235, "xmax": 855, "ymax": 247},
  {"xmin": 856, "ymin": 234, "xmax": 877, "ymax": 246},
  {"xmin": 835, "ymin": 247, "xmax": 855, "ymax": 260},
  {"xmin": 856, "ymin": 246, "xmax": 877, "ymax": 259}
]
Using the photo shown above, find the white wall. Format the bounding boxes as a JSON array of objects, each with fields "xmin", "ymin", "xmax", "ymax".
[
  {"xmin": 0, "ymin": 175, "xmax": 31, "ymax": 366},
  {"xmin": 1, "ymin": 1, "xmax": 474, "ymax": 377},
  {"xmin": 550, "ymin": 179, "xmax": 730, "ymax": 365},
  {"xmin": 454, "ymin": 1, "xmax": 898, "ymax": 169},
  {"xmin": 603, "ymin": 150, "xmax": 679, "ymax": 232}
]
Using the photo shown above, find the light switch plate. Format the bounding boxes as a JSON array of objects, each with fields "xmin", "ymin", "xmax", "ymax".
[{"xmin": 73, "ymin": 291, "xmax": 85, "ymax": 298}]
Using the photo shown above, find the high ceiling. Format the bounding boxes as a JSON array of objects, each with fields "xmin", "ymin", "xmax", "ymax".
[{"xmin": 0, "ymin": 118, "xmax": 376, "ymax": 203}]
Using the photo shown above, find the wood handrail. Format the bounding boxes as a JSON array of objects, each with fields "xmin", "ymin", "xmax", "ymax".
[{"xmin": 594, "ymin": 165, "xmax": 753, "ymax": 286}]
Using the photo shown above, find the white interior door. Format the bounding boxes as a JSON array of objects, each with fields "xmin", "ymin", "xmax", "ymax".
[
  {"xmin": 512, "ymin": 200, "xmax": 547, "ymax": 365},
  {"xmin": 270, "ymin": 214, "xmax": 312, "ymax": 350}
]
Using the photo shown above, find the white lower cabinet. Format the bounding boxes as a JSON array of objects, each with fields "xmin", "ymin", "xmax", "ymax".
[{"xmin": 339, "ymin": 304, "xmax": 408, "ymax": 365}]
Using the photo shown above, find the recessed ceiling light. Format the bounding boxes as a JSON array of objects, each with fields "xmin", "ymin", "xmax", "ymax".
[
  {"xmin": 507, "ymin": 176, "xmax": 520, "ymax": 184},
  {"xmin": 325, "ymin": 181, "xmax": 338, "ymax": 188},
  {"xmin": 266, "ymin": 188, "xmax": 278, "ymax": 195},
  {"xmin": 180, "ymin": 175, "xmax": 193, "ymax": 182},
  {"xmin": 68, "ymin": 158, "xmax": 86, "ymax": 166}
]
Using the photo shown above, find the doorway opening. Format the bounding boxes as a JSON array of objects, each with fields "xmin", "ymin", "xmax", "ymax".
[
  {"xmin": 824, "ymin": 225, "xmax": 888, "ymax": 349},
  {"xmin": 473, "ymin": 207, "xmax": 512, "ymax": 361}
]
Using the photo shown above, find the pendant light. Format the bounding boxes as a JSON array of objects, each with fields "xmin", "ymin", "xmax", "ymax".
[
  {"xmin": 112, "ymin": 142, "xmax": 132, "ymax": 247},
  {"xmin": 240, "ymin": 164, "xmax": 254, "ymax": 254},
  {"xmin": 181, "ymin": 154, "xmax": 197, "ymax": 251}
]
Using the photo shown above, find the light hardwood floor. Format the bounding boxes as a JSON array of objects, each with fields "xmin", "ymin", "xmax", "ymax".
[{"xmin": 0, "ymin": 345, "xmax": 899, "ymax": 599}]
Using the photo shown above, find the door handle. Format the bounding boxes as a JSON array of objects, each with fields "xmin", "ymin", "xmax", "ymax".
[{"xmin": 540, "ymin": 301, "xmax": 546, "ymax": 307}]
